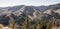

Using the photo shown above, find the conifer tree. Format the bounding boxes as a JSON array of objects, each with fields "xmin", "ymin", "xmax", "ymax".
[
  {"xmin": 46, "ymin": 20, "xmax": 52, "ymax": 29},
  {"xmin": 9, "ymin": 16, "xmax": 16, "ymax": 29},
  {"xmin": 24, "ymin": 14, "xmax": 30, "ymax": 29}
]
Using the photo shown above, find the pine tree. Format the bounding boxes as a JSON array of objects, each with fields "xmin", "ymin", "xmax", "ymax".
[
  {"xmin": 24, "ymin": 14, "xmax": 30, "ymax": 29},
  {"xmin": 46, "ymin": 20, "xmax": 52, "ymax": 29},
  {"xmin": 9, "ymin": 16, "xmax": 16, "ymax": 29},
  {"xmin": 37, "ymin": 21, "xmax": 44, "ymax": 29}
]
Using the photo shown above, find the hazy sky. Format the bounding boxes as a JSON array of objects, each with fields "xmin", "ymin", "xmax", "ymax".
[{"xmin": 0, "ymin": 0, "xmax": 60, "ymax": 7}]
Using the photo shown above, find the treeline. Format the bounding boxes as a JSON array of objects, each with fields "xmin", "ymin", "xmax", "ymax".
[{"xmin": 10, "ymin": 14, "xmax": 53, "ymax": 29}]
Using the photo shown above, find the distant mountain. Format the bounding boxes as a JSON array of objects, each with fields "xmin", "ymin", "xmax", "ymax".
[
  {"xmin": 0, "ymin": 3, "xmax": 60, "ymax": 19},
  {"xmin": 0, "ymin": 3, "xmax": 60, "ymax": 17},
  {"xmin": 0, "ymin": 3, "xmax": 60, "ymax": 27},
  {"xmin": 44, "ymin": 3, "xmax": 60, "ymax": 15}
]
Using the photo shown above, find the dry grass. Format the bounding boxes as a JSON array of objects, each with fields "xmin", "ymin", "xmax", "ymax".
[{"xmin": 0, "ymin": 24, "xmax": 12, "ymax": 29}]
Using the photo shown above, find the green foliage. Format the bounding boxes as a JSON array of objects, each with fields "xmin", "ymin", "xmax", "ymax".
[
  {"xmin": 23, "ymin": 14, "xmax": 30, "ymax": 29},
  {"xmin": 46, "ymin": 21, "xmax": 52, "ymax": 29},
  {"xmin": 9, "ymin": 16, "xmax": 16, "ymax": 29},
  {"xmin": 21, "ymin": 14, "xmax": 53, "ymax": 29}
]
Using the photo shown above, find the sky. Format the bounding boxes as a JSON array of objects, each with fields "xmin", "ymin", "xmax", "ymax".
[{"xmin": 0, "ymin": 0, "xmax": 60, "ymax": 7}]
